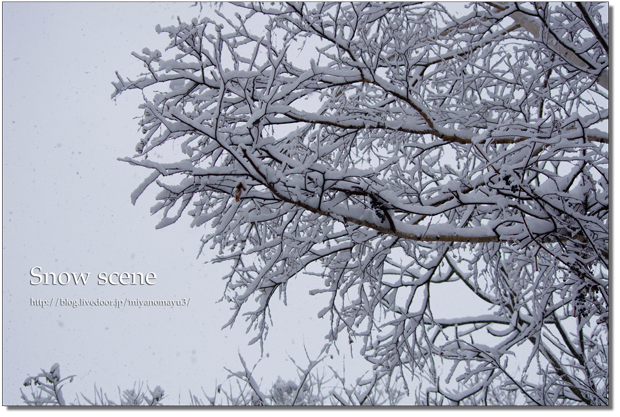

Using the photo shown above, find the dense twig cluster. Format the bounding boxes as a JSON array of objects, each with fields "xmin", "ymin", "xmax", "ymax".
[{"xmin": 113, "ymin": 2, "xmax": 608, "ymax": 405}]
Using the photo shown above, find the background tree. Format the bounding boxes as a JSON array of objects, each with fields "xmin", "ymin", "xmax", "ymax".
[
  {"xmin": 21, "ymin": 364, "xmax": 74, "ymax": 406},
  {"xmin": 21, "ymin": 360, "xmax": 405, "ymax": 406},
  {"xmin": 113, "ymin": 2, "xmax": 608, "ymax": 405}
]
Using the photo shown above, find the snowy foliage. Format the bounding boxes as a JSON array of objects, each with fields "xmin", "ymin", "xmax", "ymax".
[
  {"xmin": 21, "ymin": 364, "xmax": 74, "ymax": 406},
  {"xmin": 20, "ymin": 360, "xmax": 404, "ymax": 406},
  {"xmin": 21, "ymin": 364, "xmax": 165, "ymax": 406},
  {"xmin": 113, "ymin": 2, "xmax": 608, "ymax": 405}
]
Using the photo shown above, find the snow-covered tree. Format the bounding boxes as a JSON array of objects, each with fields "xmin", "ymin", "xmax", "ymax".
[
  {"xmin": 113, "ymin": 2, "xmax": 608, "ymax": 405},
  {"xmin": 20, "ymin": 360, "xmax": 403, "ymax": 406}
]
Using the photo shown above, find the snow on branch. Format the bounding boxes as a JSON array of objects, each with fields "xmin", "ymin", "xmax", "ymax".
[{"xmin": 114, "ymin": 2, "xmax": 608, "ymax": 406}]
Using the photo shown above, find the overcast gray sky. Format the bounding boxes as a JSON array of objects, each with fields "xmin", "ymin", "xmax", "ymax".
[{"xmin": 2, "ymin": 1, "xmax": 338, "ymax": 407}]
